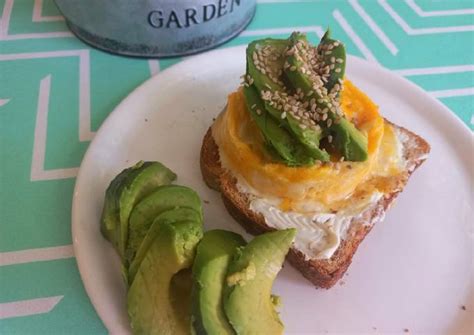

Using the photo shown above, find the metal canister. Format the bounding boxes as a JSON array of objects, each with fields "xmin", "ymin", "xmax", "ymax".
[{"xmin": 55, "ymin": 0, "xmax": 256, "ymax": 57}]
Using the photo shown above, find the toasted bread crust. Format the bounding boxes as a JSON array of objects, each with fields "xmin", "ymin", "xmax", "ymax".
[{"xmin": 200, "ymin": 123, "xmax": 430, "ymax": 288}]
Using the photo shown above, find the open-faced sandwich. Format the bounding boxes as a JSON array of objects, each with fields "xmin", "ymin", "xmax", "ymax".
[{"xmin": 200, "ymin": 30, "xmax": 430, "ymax": 288}]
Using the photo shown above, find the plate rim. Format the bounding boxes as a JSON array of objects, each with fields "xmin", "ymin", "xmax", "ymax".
[{"xmin": 71, "ymin": 45, "xmax": 473, "ymax": 333}]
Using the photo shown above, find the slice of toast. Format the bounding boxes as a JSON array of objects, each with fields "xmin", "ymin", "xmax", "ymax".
[{"xmin": 200, "ymin": 121, "xmax": 429, "ymax": 288}]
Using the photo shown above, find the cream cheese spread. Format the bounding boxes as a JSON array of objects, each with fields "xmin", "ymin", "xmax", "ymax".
[{"xmin": 248, "ymin": 192, "xmax": 383, "ymax": 260}]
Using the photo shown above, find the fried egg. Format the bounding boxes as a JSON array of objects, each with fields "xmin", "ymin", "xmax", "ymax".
[{"xmin": 212, "ymin": 80, "xmax": 406, "ymax": 259}]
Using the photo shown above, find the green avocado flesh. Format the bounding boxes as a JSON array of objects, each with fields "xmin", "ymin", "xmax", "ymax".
[
  {"xmin": 246, "ymin": 39, "xmax": 329, "ymax": 164},
  {"xmin": 128, "ymin": 220, "xmax": 202, "ymax": 335},
  {"xmin": 242, "ymin": 85, "xmax": 316, "ymax": 166},
  {"xmin": 285, "ymin": 32, "xmax": 367, "ymax": 161},
  {"xmin": 126, "ymin": 185, "xmax": 203, "ymax": 266},
  {"xmin": 223, "ymin": 229, "xmax": 296, "ymax": 335},
  {"xmin": 191, "ymin": 230, "xmax": 247, "ymax": 335},
  {"xmin": 128, "ymin": 207, "xmax": 202, "ymax": 284},
  {"xmin": 244, "ymin": 29, "xmax": 368, "ymax": 164},
  {"xmin": 100, "ymin": 161, "xmax": 177, "ymax": 259},
  {"xmin": 102, "ymin": 162, "xmax": 297, "ymax": 335}
]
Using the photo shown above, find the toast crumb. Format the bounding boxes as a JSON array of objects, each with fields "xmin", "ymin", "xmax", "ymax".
[{"xmin": 461, "ymin": 305, "xmax": 466, "ymax": 311}]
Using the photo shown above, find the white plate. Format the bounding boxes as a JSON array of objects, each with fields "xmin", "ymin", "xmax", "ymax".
[{"xmin": 72, "ymin": 46, "xmax": 473, "ymax": 334}]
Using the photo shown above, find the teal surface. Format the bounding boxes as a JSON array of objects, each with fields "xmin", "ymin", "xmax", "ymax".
[{"xmin": 0, "ymin": 0, "xmax": 472, "ymax": 333}]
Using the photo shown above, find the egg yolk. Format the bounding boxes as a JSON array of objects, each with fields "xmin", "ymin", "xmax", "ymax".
[{"xmin": 212, "ymin": 80, "xmax": 402, "ymax": 212}]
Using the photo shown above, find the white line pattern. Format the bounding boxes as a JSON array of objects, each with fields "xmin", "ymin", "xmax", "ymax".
[
  {"xmin": 0, "ymin": 50, "xmax": 94, "ymax": 141},
  {"xmin": 0, "ymin": 0, "xmax": 72, "ymax": 40},
  {"xmin": 30, "ymin": 75, "xmax": 79, "ymax": 181},
  {"xmin": 395, "ymin": 64, "xmax": 474, "ymax": 76},
  {"xmin": 0, "ymin": 245, "xmax": 74, "ymax": 267},
  {"xmin": 333, "ymin": 10, "xmax": 379, "ymax": 64},
  {"xmin": 379, "ymin": 0, "xmax": 474, "ymax": 35},
  {"xmin": 0, "ymin": 0, "xmax": 14, "ymax": 37},
  {"xmin": 0, "ymin": 296, "xmax": 64, "ymax": 319},
  {"xmin": 430, "ymin": 87, "xmax": 474, "ymax": 98},
  {"xmin": 0, "ymin": 98, "xmax": 11, "ymax": 107},
  {"xmin": 349, "ymin": 0, "xmax": 399, "ymax": 55},
  {"xmin": 406, "ymin": 0, "xmax": 474, "ymax": 17},
  {"xmin": 32, "ymin": 0, "xmax": 64, "ymax": 22},
  {"xmin": 148, "ymin": 60, "xmax": 160, "ymax": 77}
]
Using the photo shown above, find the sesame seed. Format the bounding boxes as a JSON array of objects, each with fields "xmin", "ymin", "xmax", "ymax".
[
  {"xmin": 256, "ymin": 109, "xmax": 262, "ymax": 115},
  {"xmin": 336, "ymin": 58, "xmax": 343, "ymax": 64},
  {"xmin": 335, "ymin": 68, "xmax": 341, "ymax": 73},
  {"xmin": 300, "ymin": 124, "xmax": 307, "ymax": 129},
  {"xmin": 281, "ymin": 112, "xmax": 287, "ymax": 119},
  {"xmin": 327, "ymin": 119, "xmax": 333, "ymax": 127},
  {"xmin": 290, "ymin": 66, "xmax": 297, "ymax": 71},
  {"xmin": 251, "ymin": 104, "xmax": 256, "ymax": 109},
  {"xmin": 328, "ymin": 135, "xmax": 333, "ymax": 143}
]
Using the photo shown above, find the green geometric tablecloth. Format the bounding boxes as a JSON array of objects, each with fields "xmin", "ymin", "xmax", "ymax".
[{"xmin": 0, "ymin": 0, "xmax": 472, "ymax": 333}]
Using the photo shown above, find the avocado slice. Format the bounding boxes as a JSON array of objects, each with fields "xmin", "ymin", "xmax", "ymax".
[
  {"xmin": 128, "ymin": 220, "xmax": 202, "ymax": 335},
  {"xmin": 126, "ymin": 185, "xmax": 203, "ymax": 266},
  {"xmin": 100, "ymin": 161, "xmax": 177, "ymax": 258},
  {"xmin": 246, "ymin": 39, "xmax": 329, "ymax": 162},
  {"xmin": 223, "ymin": 229, "xmax": 296, "ymax": 335},
  {"xmin": 284, "ymin": 31, "xmax": 368, "ymax": 161},
  {"xmin": 128, "ymin": 207, "xmax": 202, "ymax": 284},
  {"xmin": 242, "ymin": 85, "xmax": 315, "ymax": 166},
  {"xmin": 191, "ymin": 230, "xmax": 247, "ymax": 335},
  {"xmin": 318, "ymin": 29, "xmax": 346, "ymax": 92}
]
